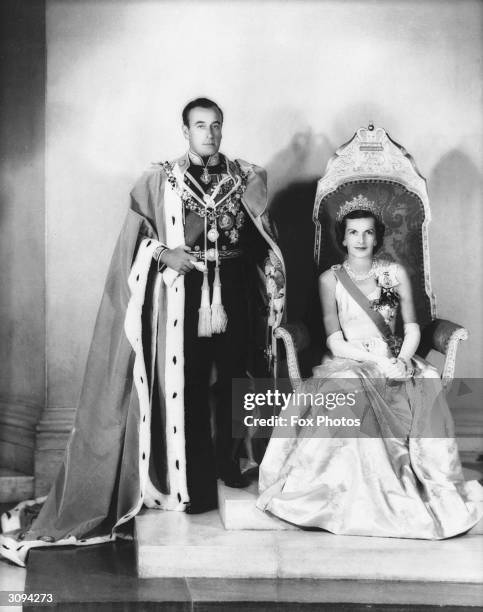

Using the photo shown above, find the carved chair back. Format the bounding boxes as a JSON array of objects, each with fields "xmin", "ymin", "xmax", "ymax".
[
  {"xmin": 313, "ymin": 126, "xmax": 435, "ymax": 330},
  {"xmin": 274, "ymin": 125, "xmax": 466, "ymax": 386}
]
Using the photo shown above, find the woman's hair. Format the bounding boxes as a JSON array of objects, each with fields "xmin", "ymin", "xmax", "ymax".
[{"xmin": 334, "ymin": 209, "xmax": 385, "ymax": 254}]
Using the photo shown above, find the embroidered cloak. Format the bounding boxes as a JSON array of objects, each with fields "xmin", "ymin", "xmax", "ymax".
[{"xmin": 0, "ymin": 153, "xmax": 286, "ymax": 566}]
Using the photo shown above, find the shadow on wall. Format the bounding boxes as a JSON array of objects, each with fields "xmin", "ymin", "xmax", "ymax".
[
  {"xmin": 265, "ymin": 130, "xmax": 335, "ymax": 375},
  {"xmin": 265, "ymin": 129, "xmax": 334, "ymax": 199},
  {"xmin": 429, "ymin": 148, "xmax": 482, "ymax": 242},
  {"xmin": 0, "ymin": 153, "xmax": 45, "ymax": 405},
  {"xmin": 0, "ymin": 177, "xmax": 14, "ymax": 397},
  {"xmin": 428, "ymin": 149, "xmax": 482, "ymax": 374}
]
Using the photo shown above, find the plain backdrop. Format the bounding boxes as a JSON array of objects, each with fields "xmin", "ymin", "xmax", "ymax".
[{"xmin": 3, "ymin": 0, "xmax": 481, "ymax": 421}]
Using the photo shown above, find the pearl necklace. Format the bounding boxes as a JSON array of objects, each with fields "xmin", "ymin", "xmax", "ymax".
[{"xmin": 343, "ymin": 259, "xmax": 376, "ymax": 282}]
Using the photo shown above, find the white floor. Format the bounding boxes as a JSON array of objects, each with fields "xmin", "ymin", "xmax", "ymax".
[
  {"xmin": 2, "ymin": 479, "xmax": 483, "ymax": 609},
  {"xmin": 136, "ymin": 482, "xmax": 483, "ymax": 583},
  {"xmin": 0, "ymin": 561, "xmax": 25, "ymax": 612}
]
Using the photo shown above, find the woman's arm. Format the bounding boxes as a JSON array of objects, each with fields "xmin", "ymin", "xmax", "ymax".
[
  {"xmin": 319, "ymin": 270, "xmax": 405, "ymax": 378},
  {"xmin": 395, "ymin": 264, "xmax": 421, "ymax": 366},
  {"xmin": 319, "ymin": 271, "xmax": 391, "ymax": 366}
]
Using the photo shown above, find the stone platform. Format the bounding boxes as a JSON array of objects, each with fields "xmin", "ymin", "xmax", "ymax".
[
  {"xmin": 218, "ymin": 480, "xmax": 297, "ymax": 530},
  {"xmin": 135, "ymin": 505, "xmax": 483, "ymax": 582}
]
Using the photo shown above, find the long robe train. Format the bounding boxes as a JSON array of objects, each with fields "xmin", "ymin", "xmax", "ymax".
[{"xmin": 0, "ymin": 157, "xmax": 286, "ymax": 566}]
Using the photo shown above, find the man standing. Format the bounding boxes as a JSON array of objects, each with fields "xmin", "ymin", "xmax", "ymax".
[
  {"xmin": 0, "ymin": 97, "xmax": 285, "ymax": 566},
  {"xmin": 150, "ymin": 97, "xmax": 286, "ymax": 512}
]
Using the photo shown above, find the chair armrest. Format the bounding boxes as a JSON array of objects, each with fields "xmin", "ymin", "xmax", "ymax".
[
  {"xmin": 274, "ymin": 323, "xmax": 308, "ymax": 389},
  {"xmin": 420, "ymin": 318, "xmax": 468, "ymax": 355},
  {"xmin": 279, "ymin": 322, "xmax": 311, "ymax": 352},
  {"xmin": 419, "ymin": 318, "xmax": 469, "ymax": 381}
]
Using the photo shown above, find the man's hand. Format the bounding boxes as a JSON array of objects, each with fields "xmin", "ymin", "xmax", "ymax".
[{"xmin": 160, "ymin": 245, "xmax": 196, "ymax": 275}]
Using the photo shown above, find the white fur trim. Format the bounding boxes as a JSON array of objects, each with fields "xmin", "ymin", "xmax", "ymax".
[
  {"xmin": 162, "ymin": 266, "xmax": 179, "ymax": 287},
  {"xmin": 0, "ymin": 493, "xmax": 123, "ymax": 567},
  {"xmin": 0, "ymin": 246, "xmax": 164, "ymax": 568},
  {"xmin": 121, "ymin": 238, "xmax": 165, "ymax": 524},
  {"xmin": 158, "ymin": 168, "xmax": 189, "ymax": 509},
  {"xmin": 0, "ymin": 227, "xmax": 189, "ymax": 568},
  {"xmin": 123, "ymin": 172, "xmax": 189, "ymax": 514},
  {"xmin": 0, "ymin": 496, "xmax": 47, "ymax": 533},
  {"xmin": 0, "ymin": 530, "xmax": 119, "ymax": 567}
]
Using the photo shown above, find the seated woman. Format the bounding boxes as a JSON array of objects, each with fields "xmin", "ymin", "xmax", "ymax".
[{"xmin": 257, "ymin": 196, "xmax": 483, "ymax": 539}]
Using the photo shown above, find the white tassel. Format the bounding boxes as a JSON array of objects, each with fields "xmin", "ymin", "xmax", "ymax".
[
  {"xmin": 211, "ymin": 265, "xmax": 228, "ymax": 334},
  {"xmin": 198, "ymin": 269, "xmax": 212, "ymax": 337}
]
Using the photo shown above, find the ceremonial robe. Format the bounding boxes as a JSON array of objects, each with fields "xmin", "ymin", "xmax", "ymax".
[{"xmin": 0, "ymin": 153, "xmax": 285, "ymax": 566}]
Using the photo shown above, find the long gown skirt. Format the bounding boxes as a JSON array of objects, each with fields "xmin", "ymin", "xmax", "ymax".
[{"xmin": 257, "ymin": 356, "xmax": 483, "ymax": 540}]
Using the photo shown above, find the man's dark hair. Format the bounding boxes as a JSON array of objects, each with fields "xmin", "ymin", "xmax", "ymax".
[
  {"xmin": 335, "ymin": 209, "xmax": 385, "ymax": 254},
  {"xmin": 182, "ymin": 97, "xmax": 224, "ymax": 127}
]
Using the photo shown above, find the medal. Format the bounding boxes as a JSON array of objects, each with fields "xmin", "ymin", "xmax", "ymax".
[
  {"xmin": 235, "ymin": 211, "xmax": 245, "ymax": 228},
  {"xmin": 207, "ymin": 227, "xmax": 219, "ymax": 242},
  {"xmin": 228, "ymin": 228, "xmax": 239, "ymax": 244},
  {"xmin": 219, "ymin": 213, "xmax": 233, "ymax": 230},
  {"xmin": 201, "ymin": 166, "xmax": 211, "ymax": 185}
]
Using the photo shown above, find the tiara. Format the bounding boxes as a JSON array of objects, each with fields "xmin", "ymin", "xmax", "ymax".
[{"xmin": 335, "ymin": 194, "xmax": 381, "ymax": 222}]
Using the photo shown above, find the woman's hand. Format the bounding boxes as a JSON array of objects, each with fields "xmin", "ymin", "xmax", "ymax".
[{"xmin": 376, "ymin": 357, "xmax": 408, "ymax": 379}]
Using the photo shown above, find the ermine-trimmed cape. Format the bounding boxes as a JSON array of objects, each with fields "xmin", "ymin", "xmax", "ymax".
[{"xmin": 0, "ymin": 153, "xmax": 286, "ymax": 566}]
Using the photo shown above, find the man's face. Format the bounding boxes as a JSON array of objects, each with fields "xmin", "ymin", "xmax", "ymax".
[{"xmin": 183, "ymin": 106, "xmax": 222, "ymax": 158}]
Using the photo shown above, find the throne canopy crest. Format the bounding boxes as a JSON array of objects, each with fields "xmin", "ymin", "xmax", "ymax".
[
  {"xmin": 274, "ymin": 125, "xmax": 468, "ymax": 386},
  {"xmin": 313, "ymin": 125, "xmax": 434, "ymax": 328}
]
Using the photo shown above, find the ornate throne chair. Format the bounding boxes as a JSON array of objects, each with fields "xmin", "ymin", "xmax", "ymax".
[{"xmin": 275, "ymin": 125, "xmax": 468, "ymax": 388}]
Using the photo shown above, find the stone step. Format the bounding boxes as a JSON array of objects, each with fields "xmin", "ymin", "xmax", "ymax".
[
  {"xmin": 135, "ymin": 510, "xmax": 278, "ymax": 579},
  {"xmin": 135, "ymin": 509, "xmax": 483, "ymax": 581},
  {"xmin": 0, "ymin": 468, "xmax": 34, "ymax": 502},
  {"xmin": 218, "ymin": 480, "xmax": 297, "ymax": 530}
]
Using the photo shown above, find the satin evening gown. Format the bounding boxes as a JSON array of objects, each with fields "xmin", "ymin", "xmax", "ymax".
[{"xmin": 257, "ymin": 269, "xmax": 483, "ymax": 539}]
